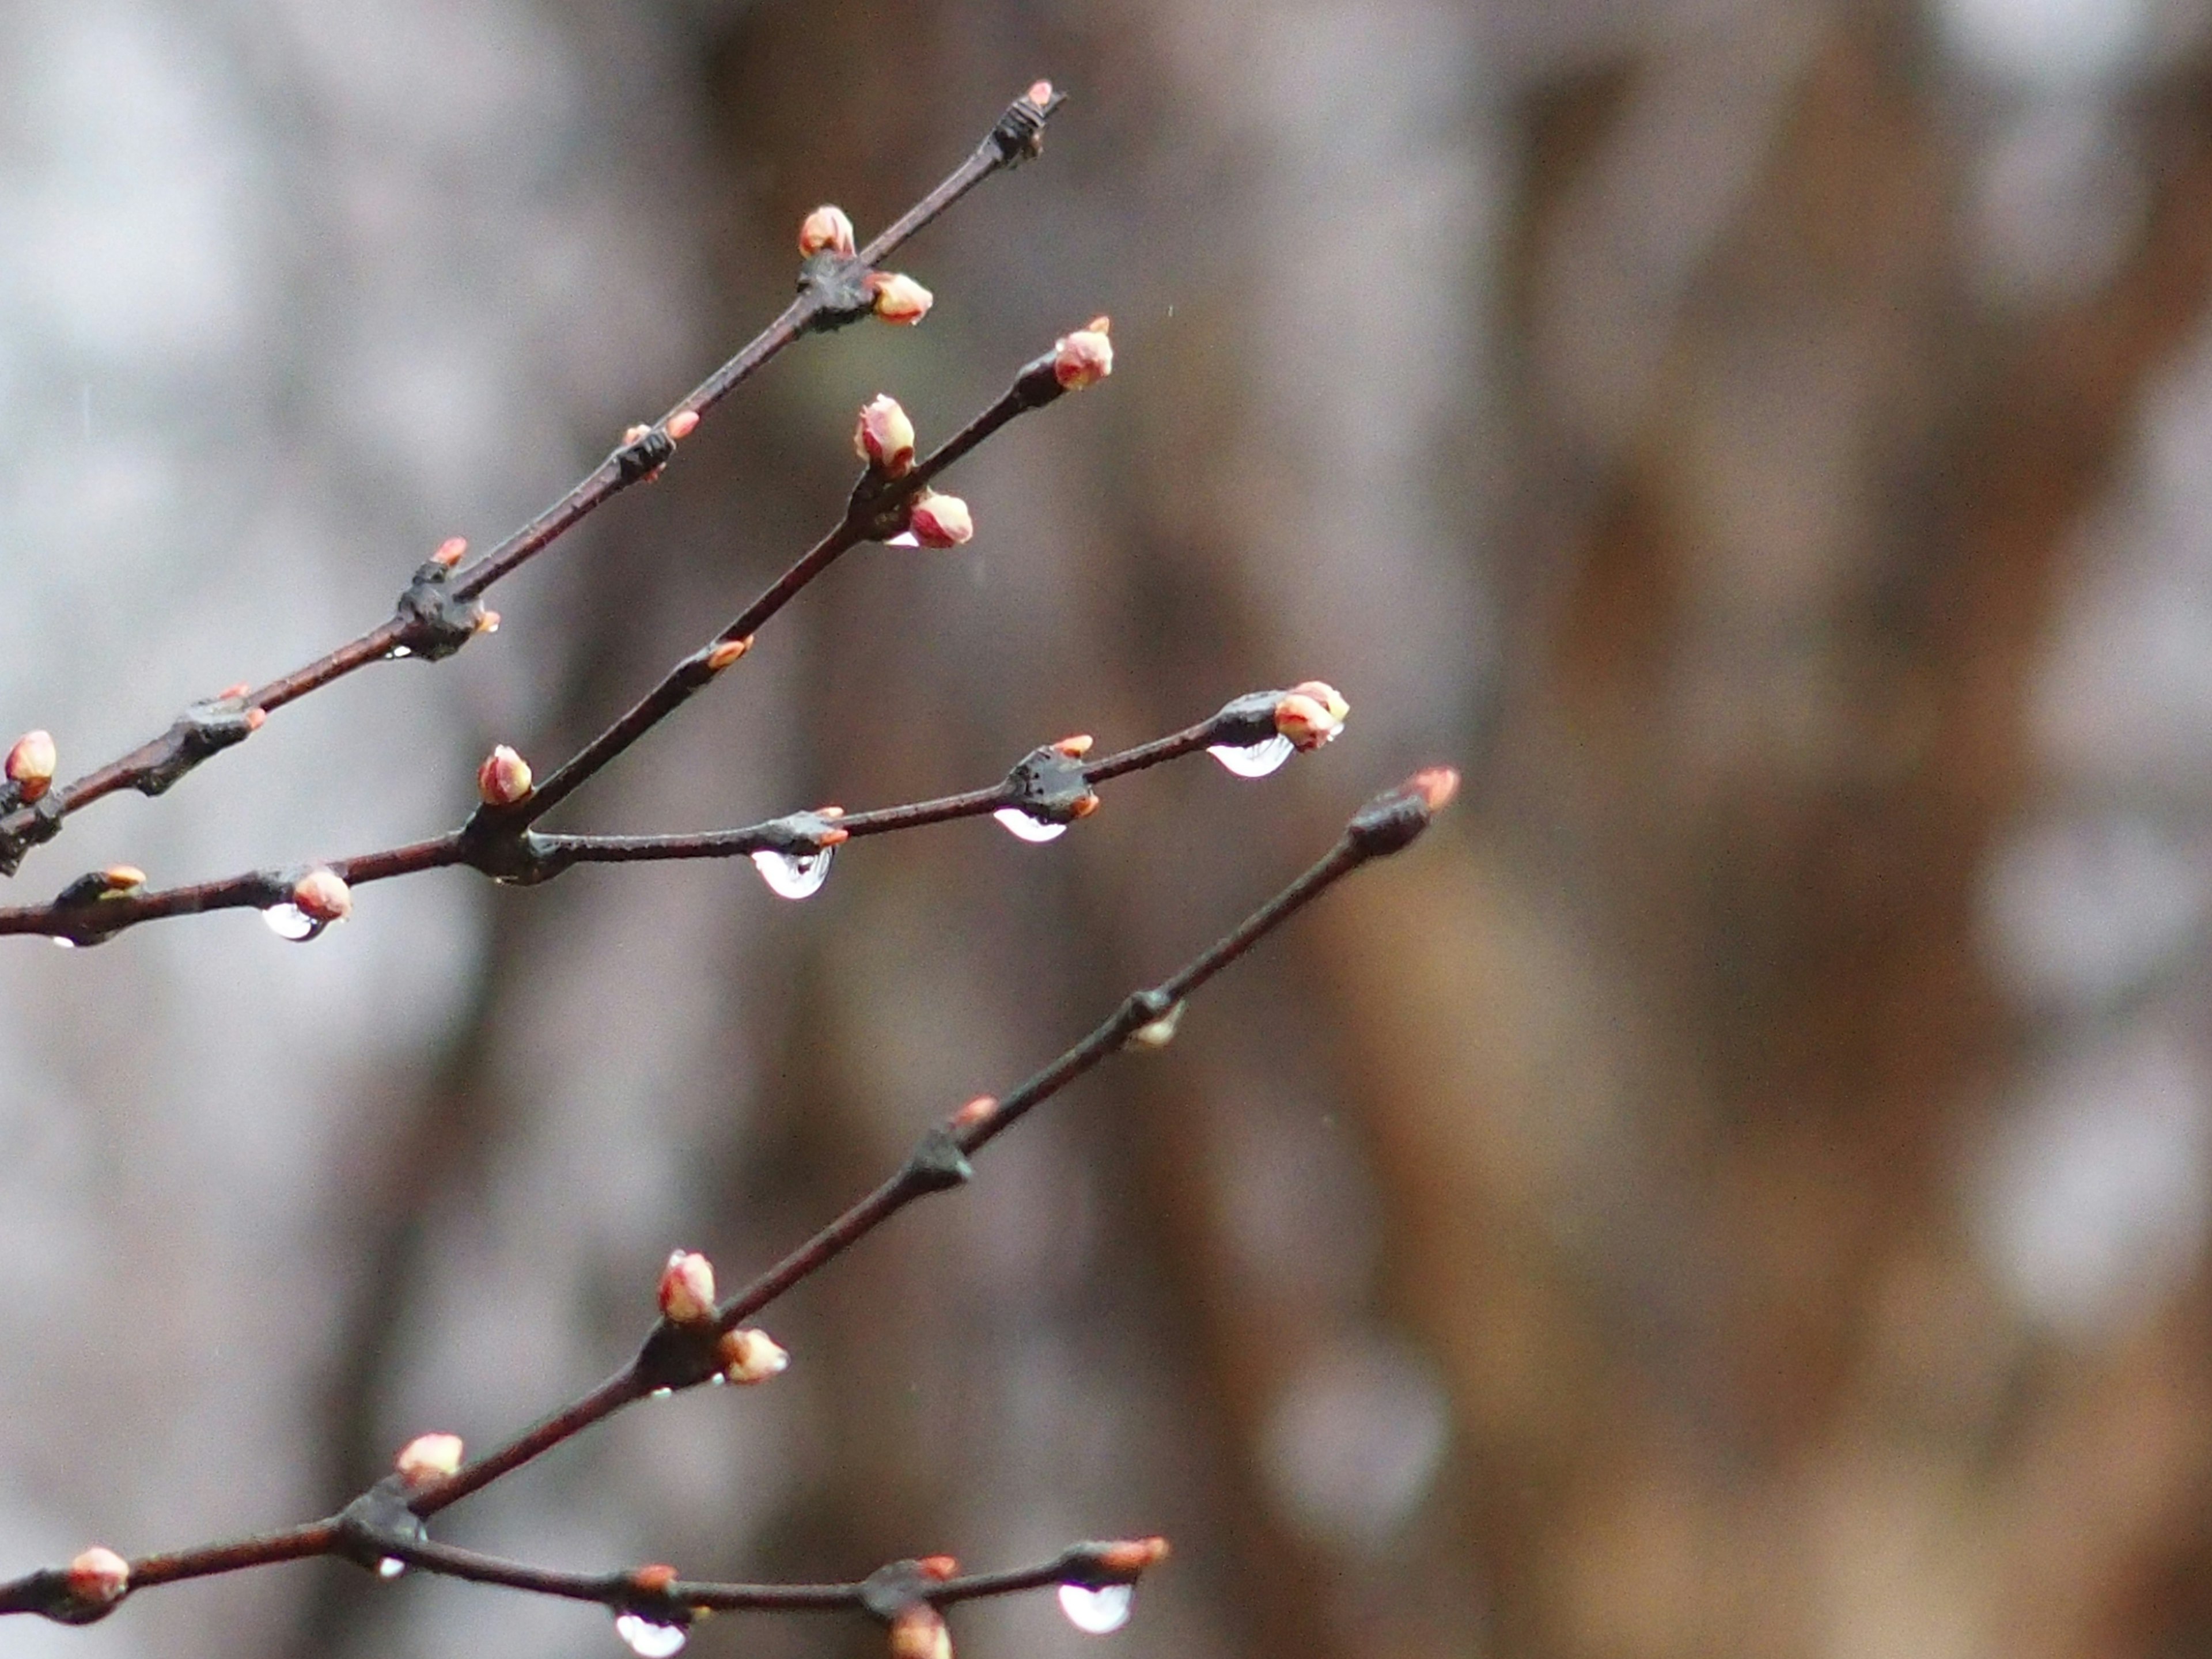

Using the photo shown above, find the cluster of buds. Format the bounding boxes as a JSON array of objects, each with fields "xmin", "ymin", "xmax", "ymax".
[
  {"xmin": 657, "ymin": 1250, "xmax": 717, "ymax": 1326},
  {"xmin": 1273, "ymin": 681, "xmax": 1349, "ymax": 749},
  {"xmin": 290, "ymin": 867, "xmax": 353, "ymax": 926},
  {"xmin": 477, "ymin": 744, "xmax": 533, "ymax": 808},
  {"xmin": 855, "ymin": 395, "xmax": 916, "ymax": 476},
  {"xmin": 63, "ymin": 1546, "xmax": 130, "ymax": 1612},
  {"xmin": 1052, "ymin": 316, "xmax": 1112, "ymax": 391},
  {"xmin": 6, "ymin": 729, "xmax": 56, "ymax": 802},
  {"xmin": 716, "ymin": 1327, "xmax": 789, "ymax": 1385},
  {"xmin": 393, "ymin": 1432, "xmax": 465, "ymax": 1488}
]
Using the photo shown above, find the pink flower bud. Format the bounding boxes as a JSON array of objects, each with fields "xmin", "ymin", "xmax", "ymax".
[
  {"xmin": 916, "ymin": 1555, "xmax": 959, "ymax": 1582},
  {"xmin": 100, "ymin": 866, "xmax": 146, "ymax": 893},
  {"xmin": 477, "ymin": 745, "xmax": 533, "ymax": 807},
  {"xmin": 889, "ymin": 1603, "xmax": 952, "ymax": 1659},
  {"xmin": 854, "ymin": 395, "xmax": 917, "ymax": 475},
  {"xmin": 658, "ymin": 1250, "xmax": 717, "ymax": 1325},
  {"xmin": 798, "ymin": 204, "xmax": 857, "ymax": 259},
  {"xmin": 65, "ymin": 1547, "xmax": 130, "ymax": 1607},
  {"xmin": 1409, "ymin": 766, "xmax": 1460, "ymax": 813},
  {"xmin": 666, "ymin": 410, "xmax": 700, "ymax": 441},
  {"xmin": 1027, "ymin": 81, "xmax": 1054, "ymax": 108},
  {"xmin": 716, "ymin": 1327, "xmax": 789, "ymax": 1385},
  {"xmin": 706, "ymin": 637, "xmax": 753, "ymax": 672},
  {"xmin": 1273, "ymin": 681, "xmax": 1349, "ymax": 749},
  {"xmin": 948, "ymin": 1096, "xmax": 997, "ymax": 1132},
  {"xmin": 906, "ymin": 492, "xmax": 972, "ymax": 548},
  {"xmin": 1052, "ymin": 318, "xmax": 1112, "ymax": 390},
  {"xmin": 870, "ymin": 272, "xmax": 933, "ymax": 325},
  {"xmin": 433, "ymin": 537, "xmax": 468, "ymax": 568},
  {"xmin": 291, "ymin": 868, "xmax": 353, "ymax": 925},
  {"xmin": 1051, "ymin": 734, "xmax": 1093, "ymax": 758},
  {"xmin": 394, "ymin": 1432, "xmax": 464, "ymax": 1487},
  {"xmin": 1095, "ymin": 1536, "xmax": 1171, "ymax": 1577},
  {"xmin": 6, "ymin": 729, "xmax": 56, "ymax": 800},
  {"xmin": 632, "ymin": 1563, "xmax": 679, "ymax": 1595}
]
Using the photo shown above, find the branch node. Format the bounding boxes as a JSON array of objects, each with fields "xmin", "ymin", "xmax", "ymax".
[
  {"xmin": 334, "ymin": 1476, "xmax": 429, "ymax": 1573},
  {"xmin": 797, "ymin": 252, "xmax": 881, "ymax": 332},
  {"xmin": 901, "ymin": 1126, "xmax": 975, "ymax": 1195},
  {"xmin": 0, "ymin": 791, "xmax": 66, "ymax": 877},
  {"xmin": 633, "ymin": 1320, "xmax": 725, "ymax": 1396},
  {"xmin": 457, "ymin": 816, "xmax": 565, "ymax": 885},
  {"xmin": 860, "ymin": 1559, "xmax": 946, "ymax": 1623},
  {"xmin": 393, "ymin": 560, "xmax": 493, "ymax": 662},
  {"xmin": 138, "ymin": 695, "xmax": 260, "ymax": 797},
  {"xmin": 1000, "ymin": 744, "xmax": 1100, "ymax": 825},
  {"xmin": 613, "ymin": 426, "xmax": 676, "ymax": 484},
  {"xmin": 991, "ymin": 82, "xmax": 1065, "ymax": 164}
]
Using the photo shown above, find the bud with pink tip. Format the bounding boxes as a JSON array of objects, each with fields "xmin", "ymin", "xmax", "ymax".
[
  {"xmin": 889, "ymin": 1603, "xmax": 952, "ymax": 1659},
  {"xmin": 706, "ymin": 637, "xmax": 753, "ymax": 673},
  {"xmin": 1052, "ymin": 317, "xmax": 1113, "ymax": 390},
  {"xmin": 632, "ymin": 1563, "xmax": 679, "ymax": 1596},
  {"xmin": 6, "ymin": 730, "xmax": 56, "ymax": 801},
  {"xmin": 658, "ymin": 1250, "xmax": 717, "ymax": 1325},
  {"xmin": 907, "ymin": 492, "xmax": 972, "ymax": 548},
  {"xmin": 916, "ymin": 1555, "xmax": 959, "ymax": 1582},
  {"xmin": 1095, "ymin": 1536, "xmax": 1171, "ymax": 1577},
  {"xmin": 291, "ymin": 868, "xmax": 353, "ymax": 926},
  {"xmin": 1273, "ymin": 681, "xmax": 1349, "ymax": 749},
  {"xmin": 717, "ymin": 1327, "xmax": 789, "ymax": 1385},
  {"xmin": 666, "ymin": 410, "xmax": 699, "ymax": 441},
  {"xmin": 798, "ymin": 204, "xmax": 857, "ymax": 259},
  {"xmin": 394, "ymin": 1432, "xmax": 464, "ymax": 1487},
  {"xmin": 65, "ymin": 1547, "xmax": 130, "ymax": 1608},
  {"xmin": 854, "ymin": 395, "xmax": 916, "ymax": 476},
  {"xmin": 948, "ymin": 1096, "xmax": 997, "ymax": 1132},
  {"xmin": 477, "ymin": 745, "xmax": 532, "ymax": 807},
  {"xmin": 433, "ymin": 537, "xmax": 468, "ymax": 569},
  {"xmin": 1410, "ymin": 766, "xmax": 1460, "ymax": 813},
  {"xmin": 870, "ymin": 272, "xmax": 933, "ymax": 325},
  {"xmin": 100, "ymin": 866, "xmax": 146, "ymax": 893}
]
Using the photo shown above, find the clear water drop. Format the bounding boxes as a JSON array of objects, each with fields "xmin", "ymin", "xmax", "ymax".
[
  {"xmin": 387, "ymin": 645, "xmax": 414, "ymax": 660},
  {"xmin": 50, "ymin": 937, "xmax": 75, "ymax": 950},
  {"xmin": 260, "ymin": 903, "xmax": 325, "ymax": 942},
  {"xmin": 1058, "ymin": 1583, "xmax": 1134, "ymax": 1635},
  {"xmin": 614, "ymin": 1612, "xmax": 689, "ymax": 1657},
  {"xmin": 649, "ymin": 1387, "xmax": 674, "ymax": 1401},
  {"xmin": 994, "ymin": 808, "xmax": 1068, "ymax": 844},
  {"xmin": 1207, "ymin": 734, "xmax": 1293, "ymax": 779},
  {"xmin": 885, "ymin": 531, "xmax": 921, "ymax": 548},
  {"xmin": 749, "ymin": 846, "xmax": 833, "ymax": 900},
  {"xmin": 377, "ymin": 1557, "xmax": 406, "ymax": 1580}
]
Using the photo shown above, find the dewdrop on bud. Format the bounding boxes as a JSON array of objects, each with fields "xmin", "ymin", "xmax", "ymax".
[
  {"xmin": 798, "ymin": 204, "xmax": 857, "ymax": 259},
  {"xmin": 6, "ymin": 730, "xmax": 56, "ymax": 800},
  {"xmin": 717, "ymin": 1328, "xmax": 789, "ymax": 1385},
  {"xmin": 889, "ymin": 1604, "xmax": 952, "ymax": 1659},
  {"xmin": 394, "ymin": 1432, "xmax": 464, "ymax": 1487},
  {"xmin": 1052, "ymin": 318, "xmax": 1112, "ymax": 390},
  {"xmin": 1273, "ymin": 681, "xmax": 1349, "ymax": 750},
  {"xmin": 658, "ymin": 1251, "xmax": 717, "ymax": 1325},
  {"xmin": 854, "ymin": 395, "xmax": 916, "ymax": 476},
  {"xmin": 291, "ymin": 868, "xmax": 352, "ymax": 925},
  {"xmin": 1410, "ymin": 766, "xmax": 1460, "ymax": 813},
  {"xmin": 477, "ymin": 745, "xmax": 532, "ymax": 807},
  {"xmin": 907, "ymin": 492, "xmax": 972, "ymax": 548},
  {"xmin": 65, "ymin": 1547, "xmax": 130, "ymax": 1608},
  {"xmin": 870, "ymin": 272, "xmax": 933, "ymax": 325},
  {"xmin": 667, "ymin": 410, "xmax": 699, "ymax": 442}
]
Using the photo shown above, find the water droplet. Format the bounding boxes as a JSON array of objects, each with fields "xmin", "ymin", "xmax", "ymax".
[
  {"xmin": 1128, "ymin": 1001, "xmax": 1184, "ymax": 1049},
  {"xmin": 260, "ymin": 903, "xmax": 326, "ymax": 942},
  {"xmin": 377, "ymin": 1557, "xmax": 406, "ymax": 1580},
  {"xmin": 994, "ymin": 808, "xmax": 1068, "ymax": 844},
  {"xmin": 1207, "ymin": 734, "xmax": 1293, "ymax": 779},
  {"xmin": 387, "ymin": 645, "xmax": 414, "ymax": 660},
  {"xmin": 649, "ymin": 1387, "xmax": 674, "ymax": 1401},
  {"xmin": 885, "ymin": 531, "xmax": 921, "ymax": 548},
  {"xmin": 614, "ymin": 1612, "xmax": 688, "ymax": 1657},
  {"xmin": 50, "ymin": 937, "xmax": 75, "ymax": 950},
  {"xmin": 1058, "ymin": 1583, "xmax": 1134, "ymax": 1635},
  {"xmin": 749, "ymin": 846, "xmax": 832, "ymax": 900}
]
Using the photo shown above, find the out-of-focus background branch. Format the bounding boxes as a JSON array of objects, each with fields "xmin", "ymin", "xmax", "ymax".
[{"xmin": 9, "ymin": 1, "xmax": 2212, "ymax": 1656}]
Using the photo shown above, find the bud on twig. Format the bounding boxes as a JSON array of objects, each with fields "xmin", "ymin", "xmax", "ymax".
[
  {"xmin": 907, "ymin": 492, "xmax": 973, "ymax": 548},
  {"xmin": 100, "ymin": 866, "xmax": 146, "ymax": 893},
  {"xmin": 1052, "ymin": 317, "xmax": 1112, "ymax": 390},
  {"xmin": 1094, "ymin": 1537, "xmax": 1171, "ymax": 1577},
  {"xmin": 1273, "ymin": 681, "xmax": 1349, "ymax": 750},
  {"xmin": 64, "ymin": 1547, "xmax": 129, "ymax": 1609},
  {"xmin": 394, "ymin": 1433, "xmax": 464, "ymax": 1488},
  {"xmin": 798, "ymin": 204, "xmax": 857, "ymax": 259},
  {"xmin": 7, "ymin": 730, "xmax": 56, "ymax": 801},
  {"xmin": 706, "ymin": 637, "xmax": 753, "ymax": 673},
  {"xmin": 432, "ymin": 537, "xmax": 468, "ymax": 569},
  {"xmin": 870, "ymin": 272, "xmax": 934, "ymax": 326},
  {"xmin": 666, "ymin": 410, "xmax": 700, "ymax": 442},
  {"xmin": 657, "ymin": 1251, "xmax": 717, "ymax": 1326},
  {"xmin": 632, "ymin": 1564, "xmax": 679, "ymax": 1596},
  {"xmin": 290, "ymin": 868, "xmax": 352, "ymax": 926},
  {"xmin": 855, "ymin": 395, "xmax": 917, "ymax": 476},
  {"xmin": 889, "ymin": 1603, "xmax": 952, "ymax": 1659},
  {"xmin": 1408, "ymin": 766, "xmax": 1460, "ymax": 813},
  {"xmin": 477, "ymin": 745, "xmax": 533, "ymax": 807},
  {"xmin": 716, "ymin": 1328, "xmax": 789, "ymax": 1385}
]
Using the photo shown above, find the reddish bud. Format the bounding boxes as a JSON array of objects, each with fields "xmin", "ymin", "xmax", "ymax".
[
  {"xmin": 870, "ymin": 272, "xmax": 933, "ymax": 325},
  {"xmin": 1096, "ymin": 1536, "xmax": 1171, "ymax": 1577},
  {"xmin": 706, "ymin": 637, "xmax": 752, "ymax": 672},
  {"xmin": 949, "ymin": 1096, "xmax": 997, "ymax": 1132},
  {"xmin": 1410, "ymin": 766, "xmax": 1460, "ymax": 813},
  {"xmin": 623, "ymin": 423, "xmax": 652, "ymax": 446},
  {"xmin": 632, "ymin": 1564, "xmax": 679, "ymax": 1595},
  {"xmin": 1051, "ymin": 734, "xmax": 1093, "ymax": 759},
  {"xmin": 100, "ymin": 866, "xmax": 146, "ymax": 893},
  {"xmin": 477, "ymin": 745, "xmax": 533, "ymax": 807},
  {"xmin": 1027, "ymin": 80, "xmax": 1054, "ymax": 107},
  {"xmin": 6, "ymin": 730, "xmax": 56, "ymax": 800},
  {"xmin": 244, "ymin": 708, "xmax": 268, "ymax": 731},
  {"xmin": 65, "ymin": 1547, "xmax": 130, "ymax": 1608},
  {"xmin": 916, "ymin": 1555, "xmax": 959, "ymax": 1582},
  {"xmin": 1273, "ymin": 681, "xmax": 1349, "ymax": 750},
  {"xmin": 666, "ymin": 410, "xmax": 700, "ymax": 441},
  {"xmin": 658, "ymin": 1250, "xmax": 717, "ymax": 1325},
  {"xmin": 1052, "ymin": 318, "xmax": 1112, "ymax": 391},
  {"xmin": 474, "ymin": 609, "xmax": 501, "ymax": 636},
  {"xmin": 798, "ymin": 204, "xmax": 857, "ymax": 259},
  {"xmin": 433, "ymin": 536, "xmax": 468, "ymax": 568},
  {"xmin": 889, "ymin": 1604, "xmax": 952, "ymax": 1659},
  {"xmin": 1069, "ymin": 793, "xmax": 1101, "ymax": 819},
  {"xmin": 907, "ymin": 492, "xmax": 972, "ymax": 548},
  {"xmin": 394, "ymin": 1432, "xmax": 464, "ymax": 1487},
  {"xmin": 716, "ymin": 1327, "xmax": 789, "ymax": 1385},
  {"xmin": 291, "ymin": 868, "xmax": 352, "ymax": 925},
  {"xmin": 854, "ymin": 395, "xmax": 917, "ymax": 476},
  {"xmin": 219, "ymin": 683, "xmax": 251, "ymax": 700}
]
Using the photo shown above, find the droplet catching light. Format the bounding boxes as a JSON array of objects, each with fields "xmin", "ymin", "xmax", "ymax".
[
  {"xmin": 1207, "ymin": 734, "xmax": 1294, "ymax": 779},
  {"xmin": 613, "ymin": 1611, "xmax": 689, "ymax": 1657},
  {"xmin": 1058, "ymin": 1582, "xmax": 1134, "ymax": 1635},
  {"xmin": 993, "ymin": 808, "xmax": 1069, "ymax": 844},
  {"xmin": 749, "ymin": 847, "xmax": 833, "ymax": 900},
  {"xmin": 377, "ymin": 1557, "xmax": 406, "ymax": 1580},
  {"xmin": 261, "ymin": 903, "xmax": 325, "ymax": 942}
]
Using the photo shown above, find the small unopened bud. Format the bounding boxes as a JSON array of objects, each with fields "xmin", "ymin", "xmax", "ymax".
[
  {"xmin": 1409, "ymin": 766, "xmax": 1461, "ymax": 812},
  {"xmin": 477, "ymin": 745, "xmax": 533, "ymax": 807},
  {"xmin": 244, "ymin": 708, "xmax": 268, "ymax": 731},
  {"xmin": 1051, "ymin": 734, "xmax": 1093, "ymax": 759},
  {"xmin": 1052, "ymin": 318, "xmax": 1112, "ymax": 390},
  {"xmin": 798, "ymin": 204, "xmax": 857, "ymax": 259},
  {"xmin": 949, "ymin": 1096, "xmax": 997, "ymax": 1132},
  {"xmin": 916, "ymin": 1556, "xmax": 959, "ymax": 1582},
  {"xmin": 394, "ymin": 1432, "xmax": 464, "ymax": 1487},
  {"xmin": 1027, "ymin": 80, "xmax": 1054, "ymax": 107},
  {"xmin": 1273, "ymin": 681, "xmax": 1349, "ymax": 750},
  {"xmin": 474, "ymin": 609, "xmax": 501, "ymax": 636},
  {"xmin": 907, "ymin": 492, "xmax": 972, "ymax": 548},
  {"xmin": 854, "ymin": 395, "xmax": 916, "ymax": 476},
  {"xmin": 870, "ymin": 272, "xmax": 933, "ymax": 325},
  {"xmin": 706, "ymin": 637, "xmax": 752, "ymax": 672},
  {"xmin": 65, "ymin": 1547, "xmax": 130, "ymax": 1608},
  {"xmin": 1095, "ymin": 1537, "xmax": 1171, "ymax": 1577},
  {"xmin": 101, "ymin": 866, "xmax": 146, "ymax": 893},
  {"xmin": 666, "ymin": 410, "xmax": 700, "ymax": 442},
  {"xmin": 623, "ymin": 423, "xmax": 653, "ymax": 446},
  {"xmin": 433, "ymin": 536, "xmax": 468, "ymax": 568},
  {"xmin": 889, "ymin": 1603, "xmax": 952, "ymax": 1659},
  {"xmin": 219, "ymin": 683, "xmax": 251, "ymax": 700},
  {"xmin": 1128, "ymin": 1001, "xmax": 1183, "ymax": 1049},
  {"xmin": 716, "ymin": 1327, "xmax": 789, "ymax": 1385},
  {"xmin": 6, "ymin": 730, "xmax": 56, "ymax": 800},
  {"xmin": 291, "ymin": 868, "xmax": 352, "ymax": 925},
  {"xmin": 658, "ymin": 1250, "xmax": 717, "ymax": 1325},
  {"xmin": 632, "ymin": 1564, "xmax": 679, "ymax": 1596}
]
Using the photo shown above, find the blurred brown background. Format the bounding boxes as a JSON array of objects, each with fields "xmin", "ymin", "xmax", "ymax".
[{"xmin": 7, "ymin": 1, "xmax": 2212, "ymax": 1656}]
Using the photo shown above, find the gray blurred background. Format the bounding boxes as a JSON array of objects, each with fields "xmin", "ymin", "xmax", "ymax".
[{"xmin": 7, "ymin": 1, "xmax": 2212, "ymax": 1656}]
